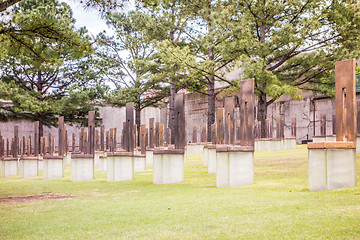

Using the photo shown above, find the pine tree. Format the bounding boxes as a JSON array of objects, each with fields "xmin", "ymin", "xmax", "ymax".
[{"xmin": 0, "ymin": 0, "xmax": 99, "ymax": 137}]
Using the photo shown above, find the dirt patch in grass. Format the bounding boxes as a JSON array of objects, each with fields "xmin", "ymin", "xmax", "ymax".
[{"xmin": 0, "ymin": 194, "xmax": 75, "ymax": 203}]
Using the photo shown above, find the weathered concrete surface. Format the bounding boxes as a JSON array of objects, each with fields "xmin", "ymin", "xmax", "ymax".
[
  {"xmin": 98, "ymin": 153, "xmax": 107, "ymax": 171},
  {"xmin": 308, "ymin": 149, "xmax": 327, "ymax": 191},
  {"xmin": 71, "ymin": 155, "xmax": 94, "ymax": 182},
  {"xmin": 64, "ymin": 152, "xmax": 72, "ymax": 166},
  {"xmin": 107, "ymin": 155, "xmax": 133, "ymax": 182},
  {"xmin": 43, "ymin": 156, "xmax": 63, "ymax": 179},
  {"xmin": 326, "ymin": 149, "xmax": 356, "ymax": 190},
  {"xmin": 216, "ymin": 151, "xmax": 254, "ymax": 188},
  {"xmin": 146, "ymin": 150, "xmax": 153, "ymax": 166},
  {"xmin": 313, "ymin": 136, "xmax": 326, "ymax": 142},
  {"xmin": 94, "ymin": 151, "xmax": 105, "ymax": 168},
  {"xmin": 203, "ymin": 146, "xmax": 209, "ymax": 166},
  {"xmin": 1, "ymin": 158, "xmax": 18, "ymax": 177},
  {"xmin": 186, "ymin": 144, "xmax": 204, "ymax": 155},
  {"xmin": 153, "ymin": 151, "xmax": 184, "ymax": 184},
  {"xmin": 283, "ymin": 138, "xmax": 296, "ymax": 149},
  {"xmin": 357, "ymin": 136, "xmax": 360, "ymax": 153},
  {"xmin": 207, "ymin": 148, "xmax": 217, "ymax": 173},
  {"xmin": 19, "ymin": 158, "xmax": 38, "ymax": 178},
  {"xmin": 255, "ymin": 139, "xmax": 267, "ymax": 151},
  {"xmin": 134, "ymin": 155, "xmax": 146, "ymax": 172},
  {"xmin": 267, "ymin": 140, "xmax": 281, "ymax": 151},
  {"xmin": 308, "ymin": 148, "xmax": 356, "ymax": 190}
]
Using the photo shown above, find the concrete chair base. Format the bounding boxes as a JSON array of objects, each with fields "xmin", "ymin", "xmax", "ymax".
[
  {"xmin": 216, "ymin": 146, "xmax": 254, "ymax": 188},
  {"xmin": 186, "ymin": 144, "xmax": 204, "ymax": 155},
  {"xmin": 1, "ymin": 157, "xmax": 18, "ymax": 177},
  {"xmin": 283, "ymin": 138, "xmax": 296, "ymax": 149},
  {"xmin": 308, "ymin": 142, "xmax": 356, "ymax": 191},
  {"xmin": 326, "ymin": 136, "xmax": 336, "ymax": 142},
  {"xmin": 134, "ymin": 155, "xmax": 146, "ymax": 171},
  {"xmin": 71, "ymin": 154, "xmax": 94, "ymax": 182},
  {"xmin": 107, "ymin": 152, "xmax": 133, "ymax": 182},
  {"xmin": 38, "ymin": 160, "xmax": 43, "ymax": 171},
  {"xmin": 207, "ymin": 146, "xmax": 217, "ymax": 173},
  {"xmin": 255, "ymin": 139, "xmax": 269, "ymax": 151},
  {"xmin": 99, "ymin": 153, "xmax": 107, "ymax": 171},
  {"xmin": 19, "ymin": 157, "xmax": 38, "ymax": 178},
  {"xmin": 94, "ymin": 151, "xmax": 105, "ymax": 168},
  {"xmin": 203, "ymin": 146, "xmax": 209, "ymax": 166},
  {"xmin": 312, "ymin": 136, "xmax": 326, "ymax": 143},
  {"xmin": 43, "ymin": 155, "xmax": 64, "ymax": 179},
  {"xmin": 313, "ymin": 135, "xmax": 337, "ymax": 143},
  {"xmin": 268, "ymin": 139, "xmax": 281, "ymax": 151},
  {"xmin": 356, "ymin": 136, "xmax": 360, "ymax": 153},
  {"xmin": 153, "ymin": 149, "xmax": 184, "ymax": 184},
  {"xmin": 146, "ymin": 150, "xmax": 153, "ymax": 166},
  {"xmin": 64, "ymin": 152, "xmax": 72, "ymax": 166}
]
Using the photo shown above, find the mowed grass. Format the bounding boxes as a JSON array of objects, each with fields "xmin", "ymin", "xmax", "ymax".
[{"xmin": 0, "ymin": 145, "xmax": 359, "ymax": 239}]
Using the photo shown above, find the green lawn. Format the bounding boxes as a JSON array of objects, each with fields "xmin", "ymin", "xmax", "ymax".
[{"xmin": 0, "ymin": 145, "xmax": 359, "ymax": 239}]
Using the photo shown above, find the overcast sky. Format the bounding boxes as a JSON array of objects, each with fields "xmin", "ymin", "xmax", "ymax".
[{"xmin": 62, "ymin": 0, "xmax": 116, "ymax": 37}]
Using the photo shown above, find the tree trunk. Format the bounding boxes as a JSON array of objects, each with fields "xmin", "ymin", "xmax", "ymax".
[
  {"xmin": 135, "ymin": 102, "xmax": 141, "ymax": 147},
  {"xmin": 207, "ymin": 42, "xmax": 215, "ymax": 142},
  {"xmin": 36, "ymin": 71, "xmax": 44, "ymax": 139},
  {"xmin": 207, "ymin": 76, "xmax": 215, "ymax": 142},
  {"xmin": 257, "ymin": 24, "xmax": 267, "ymax": 138},
  {"xmin": 168, "ymin": 31, "xmax": 176, "ymax": 145},
  {"xmin": 169, "ymin": 82, "xmax": 176, "ymax": 144},
  {"xmin": 38, "ymin": 115, "xmax": 44, "ymax": 137},
  {"xmin": 257, "ymin": 94, "xmax": 267, "ymax": 138},
  {"xmin": 34, "ymin": 114, "xmax": 44, "ymax": 155}
]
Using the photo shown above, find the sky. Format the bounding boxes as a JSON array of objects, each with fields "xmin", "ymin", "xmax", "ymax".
[{"xmin": 62, "ymin": 0, "xmax": 116, "ymax": 37}]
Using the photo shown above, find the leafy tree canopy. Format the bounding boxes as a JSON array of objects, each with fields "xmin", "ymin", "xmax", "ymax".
[{"xmin": 0, "ymin": 0, "xmax": 105, "ymax": 133}]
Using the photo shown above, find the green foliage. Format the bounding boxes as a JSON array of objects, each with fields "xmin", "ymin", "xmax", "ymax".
[
  {"xmin": 217, "ymin": 0, "xmax": 360, "ymax": 100},
  {"xmin": 97, "ymin": 11, "xmax": 169, "ymax": 111},
  {"xmin": 0, "ymin": 0, "xmax": 102, "ymax": 129}
]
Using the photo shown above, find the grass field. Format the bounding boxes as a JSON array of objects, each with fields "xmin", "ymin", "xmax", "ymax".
[{"xmin": 0, "ymin": 145, "xmax": 359, "ymax": 239}]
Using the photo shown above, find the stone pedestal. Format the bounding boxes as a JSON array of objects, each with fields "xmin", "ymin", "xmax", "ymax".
[
  {"xmin": 203, "ymin": 145, "xmax": 210, "ymax": 166},
  {"xmin": 134, "ymin": 154, "xmax": 146, "ymax": 171},
  {"xmin": 283, "ymin": 137, "xmax": 296, "ymax": 149},
  {"xmin": 207, "ymin": 145, "xmax": 217, "ymax": 173},
  {"xmin": 268, "ymin": 139, "xmax": 281, "ymax": 151},
  {"xmin": 71, "ymin": 154, "xmax": 94, "ymax": 182},
  {"xmin": 312, "ymin": 136, "xmax": 326, "ymax": 142},
  {"xmin": 308, "ymin": 142, "xmax": 356, "ymax": 191},
  {"xmin": 186, "ymin": 143, "xmax": 204, "ymax": 155},
  {"xmin": 216, "ymin": 146, "xmax": 254, "ymax": 188},
  {"xmin": 94, "ymin": 151, "xmax": 105, "ymax": 168},
  {"xmin": 255, "ymin": 139, "xmax": 268, "ymax": 151},
  {"xmin": 1, "ymin": 157, "xmax": 18, "ymax": 177},
  {"xmin": 107, "ymin": 152, "xmax": 133, "ymax": 182},
  {"xmin": 19, "ymin": 156, "xmax": 38, "ymax": 178},
  {"xmin": 153, "ymin": 149, "xmax": 184, "ymax": 184},
  {"xmin": 43, "ymin": 155, "xmax": 64, "ymax": 179},
  {"xmin": 38, "ymin": 155, "xmax": 43, "ymax": 171},
  {"xmin": 99, "ymin": 152, "xmax": 107, "ymax": 171},
  {"xmin": 146, "ymin": 149, "xmax": 153, "ymax": 166},
  {"xmin": 64, "ymin": 152, "xmax": 72, "ymax": 166},
  {"xmin": 326, "ymin": 135, "xmax": 336, "ymax": 142},
  {"xmin": 356, "ymin": 136, "xmax": 360, "ymax": 153}
]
